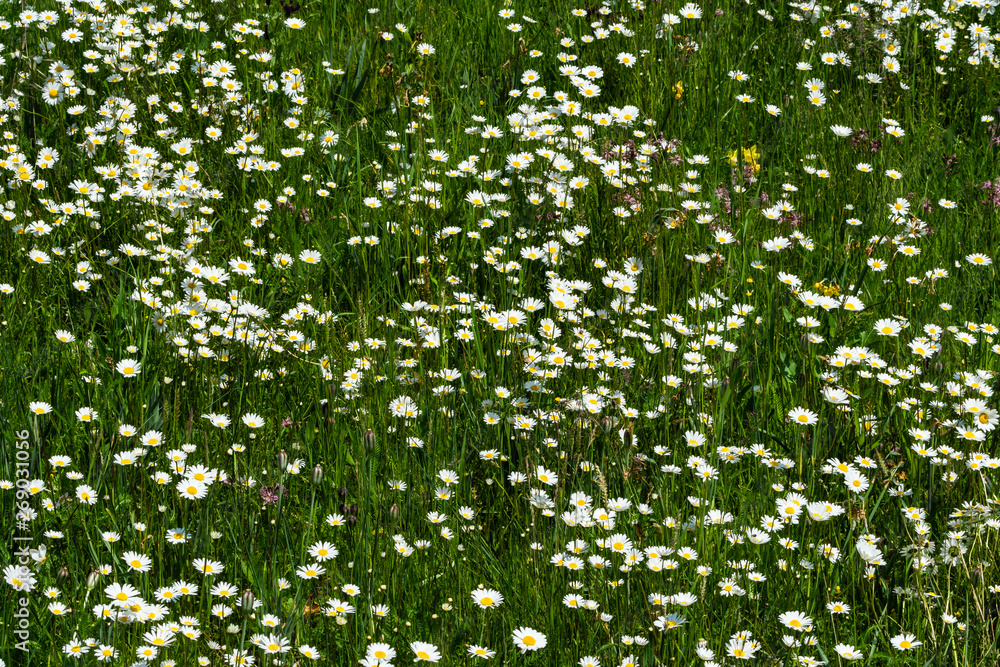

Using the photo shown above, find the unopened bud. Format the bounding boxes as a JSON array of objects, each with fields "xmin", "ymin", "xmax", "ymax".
[
  {"xmin": 363, "ymin": 429, "xmax": 376, "ymax": 452},
  {"xmin": 350, "ymin": 503, "xmax": 359, "ymax": 516},
  {"xmin": 276, "ymin": 450, "xmax": 288, "ymax": 470},
  {"xmin": 389, "ymin": 503, "xmax": 400, "ymax": 520},
  {"xmin": 312, "ymin": 464, "xmax": 324, "ymax": 485},
  {"xmin": 241, "ymin": 589, "xmax": 255, "ymax": 612},
  {"xmin": 337, "ymin": 486, "xmax": 348, "ymax": 499},
  {"xmin": 601, "ymin": 417, "xmax": 614, "ymax": 434},
  {"xmin": 347, "ymin": 515, "xmax": 357, "ymax": 527},
  {"xmin": 86, "ymin": 571, "xmax": 100, "ymax": 590},
  {"xmin": 57, "ymin": 566, "xmax": 70, "ymax": 582}
]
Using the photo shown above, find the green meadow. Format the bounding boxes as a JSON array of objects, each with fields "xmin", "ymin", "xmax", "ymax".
[{"xmin": 2, "ymin": 0, "xmax": 1000, "ymax": 664}]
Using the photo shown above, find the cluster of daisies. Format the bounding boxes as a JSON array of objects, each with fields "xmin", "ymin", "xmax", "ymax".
[{"xmin": 2, "ymin": 0, "xmax": 999, "ymax": 663}]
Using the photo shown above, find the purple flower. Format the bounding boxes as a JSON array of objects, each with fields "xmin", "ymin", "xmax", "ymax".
[
  {"xmin": 981, "ymin": 181, "xmax": 1000, "ymax": 208},
  {"xmin": 260, "ymin": 483, "xmax": 287, "ymax": 506},
  {"xmin": 715, "ymin": 185, "xmax": 732, "ymax": 214}
]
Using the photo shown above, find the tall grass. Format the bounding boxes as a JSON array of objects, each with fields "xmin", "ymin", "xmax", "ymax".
[{"xmin": 1, "ymin": 0, "xmax": 1000, "ymax": 664}]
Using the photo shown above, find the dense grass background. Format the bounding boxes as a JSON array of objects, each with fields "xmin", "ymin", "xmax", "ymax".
[{"xmin": 2, "ymin": 0, "xmax": 1000, "ymax": 664}]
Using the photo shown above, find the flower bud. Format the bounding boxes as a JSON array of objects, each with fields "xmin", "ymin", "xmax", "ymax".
[
  {"xmin": 347, "ymin": 515, "xmax": 357, "ymax": 528},
  {"xmin": 601, "ymin": 417, "xmax": 614, "ymax": 434},
  {"xmin": 241, "ymin": 589, "xmax": 255, "ymax": 613},
  {"xmin": 86, "ymin": 571, "xmax": 100, "ymax": 590},
  {"xmin": 57, "ymin": 566, "xmax": 70, "ymax": 582},
  {"xmin": 337, "ymin": 486, "xmax": 348, "ymax": 499},
  {"xmin": 350, "ymin": 503, "xmax": 359, "ymax": 516},
  {"xmin": 389, "ymin": 503, "xmax": 400, "ymax": 520},
  {"xmin": 363, "ymin": 429, "xmax": 376, "ymax": 452},
  {"xmin": 276, "ymin": 450, "xmax": 288, "ymax": 470},
  {"xmin": 312, "ymin": 464, "xmax": 324, "ymax": 485}
]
